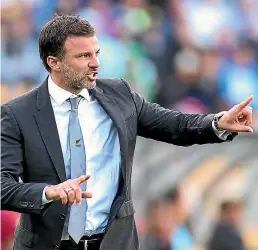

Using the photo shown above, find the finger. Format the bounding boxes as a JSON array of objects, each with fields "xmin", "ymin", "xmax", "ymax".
[
  {"xmin": 70, "ymin": 183, "xmax": 82, "ymax": 205},
  {"xmin": 238, "ymin": 108, "xmax": 253, "ymax": 125},
  {"xmin": 58, "ymin": 187, "xmax": 68, "ymax": 205},
  {"xmin": 236, "ymin": 96, "xmax": 254, "ymax": 112},
  {"xmin": 243, "ymin": 108, "xmax": 253, "ymax": 126},
  {"xmin": 231, "ymin": 124, "xmax": 253, "ymax": 133},
  {"xmin": 75, "ymin": 174, "xmax": 90, "ymax": 185},
  {"xmin": 82, "ymin": 192, "xmax": 93, "ymax": 199},
  {"xmin": 66, "ymin": 188, "xmax": 76, "ymax": 206}
]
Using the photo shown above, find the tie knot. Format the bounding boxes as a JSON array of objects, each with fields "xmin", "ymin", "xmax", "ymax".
[{"xmin": 69, "ymin": 96, "xmax": 82, "ymax": 110}]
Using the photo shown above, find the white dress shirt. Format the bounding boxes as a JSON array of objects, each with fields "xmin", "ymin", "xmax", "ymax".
[{"xmin": 43, "ymin": 76, "xmax": 121, "ymax": 239}]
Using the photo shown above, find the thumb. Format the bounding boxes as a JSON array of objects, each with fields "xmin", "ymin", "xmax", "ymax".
[
  {"xmin": 233, "ymin": 124, "xmax": 253, "ymax": 133},
  {"xmin": 75, "ymin": 174, "xmax": 90, "ymax": 184}
]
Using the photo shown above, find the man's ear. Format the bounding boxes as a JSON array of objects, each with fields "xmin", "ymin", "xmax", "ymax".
[{"xmin": 47, "ymin": 56, "xmax": 61, "ymax": 72}]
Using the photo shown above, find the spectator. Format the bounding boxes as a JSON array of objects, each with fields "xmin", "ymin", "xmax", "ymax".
[
  {"xmin": 207, "ymin": 200, "xmax": 245, "ymax": 250},
  {"xmin": 165, "ymin": 187, "xmax": 194, "ymax": 250},
  {"xmin": 142, "ymin": 200, "xmax": 172, "ymax": 250},
  {"xmin": 1, "ymin": 211, "xmax": 20, "ymax": 250}
]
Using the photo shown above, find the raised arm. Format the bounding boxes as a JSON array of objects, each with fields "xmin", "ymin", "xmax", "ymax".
[{"xmin": 122, "ymin": 79, "xmax": 239, "ymax": 146}]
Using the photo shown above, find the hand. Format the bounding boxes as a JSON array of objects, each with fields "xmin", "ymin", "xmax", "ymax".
[
  {"xmin": 45, "ymin": 175, "xmax": 92, "ymax": 206},
  {"xmin": 218, "ymin": 95, "xmax": 254, "ymax": 133}
]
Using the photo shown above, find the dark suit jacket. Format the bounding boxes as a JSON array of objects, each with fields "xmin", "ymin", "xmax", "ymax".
[
  {"xmin": 1, "ymin": 78, "xmax": 234, "ymax": 250},
  {"xmin": 207, "ymin": 222, "xmax": 245, "ymax": 250}
]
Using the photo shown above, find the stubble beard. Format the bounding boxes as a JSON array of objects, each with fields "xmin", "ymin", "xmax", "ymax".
[{"xmin": 61, "ymin": 64, "xmax": 96, "ymax": 91}]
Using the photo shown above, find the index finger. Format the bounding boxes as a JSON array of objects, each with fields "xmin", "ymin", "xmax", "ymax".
[
  {"xmin": 74, "ymin": 174, "xmax": 90, "ymax": 184},
  {"xmin": 236, "ymin": 95, "xmax": 254, "ymax": 112}
]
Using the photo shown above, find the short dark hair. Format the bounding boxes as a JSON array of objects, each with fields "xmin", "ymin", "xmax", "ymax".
[
  {"xmin": 164, "ymin": 186, "xmax": 180, "ymax": 203},
  {"xmin": 39, "ymin": 14, "xmax": 95, "ymax": 72},
  {"xmin": 220, "ymin": 199, "xmax": 243, "ymax": 212}
]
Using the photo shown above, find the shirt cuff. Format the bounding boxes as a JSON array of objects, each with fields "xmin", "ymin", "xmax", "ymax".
[
  {"xmin": 212, "ymin": 119, "xmax": 231, "ymax": 141},
  {"xmin": 42, "ymin": 186, "xmax": 53, "ymax": 205}
]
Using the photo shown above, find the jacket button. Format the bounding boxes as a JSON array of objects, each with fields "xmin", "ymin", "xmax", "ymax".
[
  {"xmin": 59, "ymin": 213, "xmax": 66, "ymax": 220},
  {"xmin": 28, "ymin": 202, "xmax": 35, "ymax": 208},
  {"xmin": 53, "ymin": 244, "xmax": 59, "ymax": 250}
]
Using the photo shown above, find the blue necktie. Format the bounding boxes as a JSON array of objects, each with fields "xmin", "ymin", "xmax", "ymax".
[{"xmin": 67, "ymin": 96, "xmax": 87, "ymax": 244}]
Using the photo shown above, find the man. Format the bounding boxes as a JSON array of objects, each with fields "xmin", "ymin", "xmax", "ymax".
[
  {"xmin": 1, "ymin": 211, "xmax": 20, "ymax": 250},
  {"xmin": 142, "ymin": 199, "xmax": 171, "ymax": 250},
  {"xmin": 167, "ymin": 188, "xmax": 194, "ymax": 250},
  {"xmin": 207, "ymin": 200, "xmax": 245, "ymax": 250},
  {"xmin": 1, "ymin": 14, "xmax": 254, "ymax": 250}
]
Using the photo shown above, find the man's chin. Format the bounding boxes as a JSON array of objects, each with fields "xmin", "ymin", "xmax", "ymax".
[
  {"xmin": 84, "ymin": 80, "xmax": 96, "ymax": 89},
  {"xmin": 75, "ymin": 79, "xmax": 96, "ymax": 90}
]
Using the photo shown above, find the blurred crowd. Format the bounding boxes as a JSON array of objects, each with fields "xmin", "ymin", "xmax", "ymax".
[
  {"xmin": 1, "ymin": 0, "xmax": 258, "ymax": 249},
  {"xmin": 2, "ymin": 0, "xmax": 258, "ymax": 115},
  {"xmin": 138, "ymin": 186, "xmax": 246, "ymax": 250}
]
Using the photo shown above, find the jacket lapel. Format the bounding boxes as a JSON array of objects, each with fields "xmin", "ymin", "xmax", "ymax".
[
  {"xmin": 91, "ymin": 86, "xmax": 127, "ymax": 182},
  {"xmin": 33, "ymin": 78, "xmax": 66, "ymax": 183}
]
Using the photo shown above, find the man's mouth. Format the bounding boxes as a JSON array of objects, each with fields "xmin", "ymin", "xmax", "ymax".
[{"xmin": 87, "ymin": 71, "xmax": 98, "ymax": 81}]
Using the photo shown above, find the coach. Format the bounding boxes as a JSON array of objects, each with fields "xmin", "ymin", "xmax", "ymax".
[{"xmin": 1, "ymin": 14, "xmax": 254, "ymax": 250}]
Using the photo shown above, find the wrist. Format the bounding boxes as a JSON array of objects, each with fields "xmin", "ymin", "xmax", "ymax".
[{"xmin": 214, "ymin": 113, "xmax": 225, "ymax": 131}]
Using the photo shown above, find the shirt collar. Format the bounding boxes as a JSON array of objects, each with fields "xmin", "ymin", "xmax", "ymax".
[{"xmin": 48, "ymin": 76, "xmax": 91, "ymax": 105}]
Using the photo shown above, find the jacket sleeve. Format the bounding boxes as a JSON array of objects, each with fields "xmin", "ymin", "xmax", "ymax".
[
  {"xmin": 1, "ymin": 104, "xmax": 51, "ymax": 215},
  {"xmin": 121, "ymin": 79, "xmax": 236, "ymax": 146}
]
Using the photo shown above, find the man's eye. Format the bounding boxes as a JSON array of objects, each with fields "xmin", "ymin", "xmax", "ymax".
[{"xmin": 80, "ymin": 54, "xmax": 89, "ymax": 58}]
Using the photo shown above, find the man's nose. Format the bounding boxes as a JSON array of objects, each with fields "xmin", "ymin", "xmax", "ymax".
[{"xmin": 89, "ymin": 56, "xmax": 99, "ymax": 68}]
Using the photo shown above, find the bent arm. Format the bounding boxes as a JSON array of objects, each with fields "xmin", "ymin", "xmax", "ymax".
[{"xmin": 1, "ymin": 104, "xmax": 50, "ymax": 215}]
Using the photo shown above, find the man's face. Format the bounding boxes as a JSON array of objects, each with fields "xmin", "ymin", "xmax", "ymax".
[
  {"xmin": 174, "ymin": 189, "xmax": 189, "ymax": 225},
  {"xmin": 60, "ymin": 35, "xmax": 100, "ymax": 90},
  {"xmin": 228, "ymin": 205, "xmax": 244, "ymax": 229}
]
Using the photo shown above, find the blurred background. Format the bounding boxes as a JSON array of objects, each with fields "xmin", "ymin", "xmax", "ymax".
[{"xmin": 1, "ymin": 0, "xmax": 258, "ymax": 249}]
